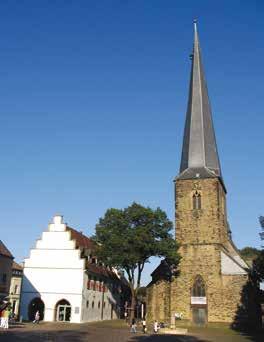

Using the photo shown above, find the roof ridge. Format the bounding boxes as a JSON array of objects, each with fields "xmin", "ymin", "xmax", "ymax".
[{"xmin": 0, "ymin": 240, "xmax": 14, "ymax": 258}]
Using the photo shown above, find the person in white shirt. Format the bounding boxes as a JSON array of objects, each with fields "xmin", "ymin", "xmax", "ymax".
[{"xmin": 153, "ymin": 320, "xmax": 159, "ymax": 333}]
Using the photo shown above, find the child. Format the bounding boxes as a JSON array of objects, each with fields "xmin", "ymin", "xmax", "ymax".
[
  {"xmin": 142, "ymin": 319, "xmax": 147, "ymax": 333},
  {"xmin": 153, "ymin": 320, "xmax": 159, "ymax": 333},
  {"xmin": 130, "ymin": 318, "xmax": 137, "ymax": 333}
]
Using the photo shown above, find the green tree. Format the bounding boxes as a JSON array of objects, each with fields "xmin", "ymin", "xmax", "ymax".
[
  {"xmin": 253, "ymin": 216, "xmax": 264, "ymax": 282},
  {"xmin": 240, "ymin": 247, "xmax": 260, "ymax": 265},
  {"xmin": 253, "ymin": 250, "xmax": 264, "ymax": 282},
  {"xmin": 93, "ymin": 202, "xmax": 180, "ymax": 319}
]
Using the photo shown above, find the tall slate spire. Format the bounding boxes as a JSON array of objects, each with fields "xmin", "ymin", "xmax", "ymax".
[{"xmin": 179, "ymin": 22, "xmax": 222, "ymax": 181}]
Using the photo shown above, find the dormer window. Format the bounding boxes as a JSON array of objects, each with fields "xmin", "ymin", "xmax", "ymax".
[{"xmin": 192, "ymin": 191, "xmax": 201, "ymax": 210}]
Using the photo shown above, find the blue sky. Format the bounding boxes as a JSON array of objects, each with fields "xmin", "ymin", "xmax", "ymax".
[{"xmin": 0, "ymin": 1, "xmax": 263, "ymax": 285}]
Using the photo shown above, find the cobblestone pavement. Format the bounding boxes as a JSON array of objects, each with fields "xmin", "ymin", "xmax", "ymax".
[
  {"xmin": 0, "ymin": 322, "xmax": 262, "ymax": 342},
  {"xmin": 0, "ymin": 322, "xmax": 205, "ymax": 342}
]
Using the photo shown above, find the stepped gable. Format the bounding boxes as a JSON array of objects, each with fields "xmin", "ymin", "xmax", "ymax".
[{"xmin": 0, "ymin": 240, "xmax": 13, "ymax": 259}]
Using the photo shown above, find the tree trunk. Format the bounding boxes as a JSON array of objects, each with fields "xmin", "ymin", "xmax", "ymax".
[{"xmin": 130, "ymin": 289, "xmax": 136, "ymax": 321}]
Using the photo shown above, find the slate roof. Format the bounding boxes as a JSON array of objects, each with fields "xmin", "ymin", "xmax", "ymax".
[
  {"xmin": 179, "ymin": 22, "xmax": 223, "ymax": 181},
  {"xmin": 0, "ymin": 240, "xmax": 13, "ymax": 259}
]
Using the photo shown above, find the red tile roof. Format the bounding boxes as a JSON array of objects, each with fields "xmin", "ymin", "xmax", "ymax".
[
  {"xmin": 0, "ymin": 241, "xmax": 13, "ymax": 259},
  {"xmin": 66, "ymin": 227, "xmax": 95, "ymax": 250},
  {"xmin": 12, "ymin": 261, "xmax": 23, "ymax": 271},
  {"xmin": 65, "ymin": 227, "xmax": 118, "ymax": 280},
  {"xmin": 86, "ymin": 263, "xmax": 119, "ymax": 280}
]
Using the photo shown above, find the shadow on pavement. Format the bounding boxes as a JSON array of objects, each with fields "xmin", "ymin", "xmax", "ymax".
[
  {"xmin": 129, "ymin": 334, "xmax": 210, "ymax": 341},
  {"xmin": 233, "ymin": 330, "xmax": 264, "ymax": 342},
  {"xmin": 0, "ymin": 329, "xmax": 90, "ymax": 342}
]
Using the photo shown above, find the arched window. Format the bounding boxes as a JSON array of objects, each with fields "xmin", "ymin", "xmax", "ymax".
[
  {"xmin": 55, "ymin": 299, "xmax": 71, "ymax": 322},
  {"xmin": 192, "ymin": 276, "xmax": 206, "ymax": 297},
  {"xmin": 192, "ymin": 191, "xmax": 201, "ymax": 210}
]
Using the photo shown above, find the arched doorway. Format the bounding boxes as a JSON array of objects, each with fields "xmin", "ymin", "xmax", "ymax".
[
  {"xmin": 28, "ymin": 297, "xmax": 45, "ymax": 321},
  {"xmin": 55, "ymin": 299, "xmax": 71, "ymax": 322},
  {"xmin": 191, "ymin": 276, "xmax": 207, "ymax": 325}
]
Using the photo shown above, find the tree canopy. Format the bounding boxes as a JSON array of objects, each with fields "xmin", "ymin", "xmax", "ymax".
[
  {"xmin": 240, "ymin": 247, "xmax": 260, "ymax": 262},
  {"xmin": 93, "ymin": 202, "xmax": 180, "ymax": 317},
  {"xmin": 253, "ymin": 250, "xmax": 264, "ymax": 282}
]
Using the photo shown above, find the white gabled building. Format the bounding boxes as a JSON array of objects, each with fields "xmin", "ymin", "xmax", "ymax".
[{"xmin": 21, "ymin": 215, "xmax": 124, "ymax": 323}]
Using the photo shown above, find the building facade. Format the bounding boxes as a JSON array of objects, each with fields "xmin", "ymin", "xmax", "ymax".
[
  {"xmin": 147, "ymin": 23, "xmax": 260, "ymax": 327},
  {"xmin": 21, "ymin": 215, "xmax": 123, "ymax": 323},
  {"xmin": 0, "ymin": 241, "xmax": 14, "ymax": 301},
  {"xmin": 9, "ymin": 261, "xmax": 23, "ymax": 317}
]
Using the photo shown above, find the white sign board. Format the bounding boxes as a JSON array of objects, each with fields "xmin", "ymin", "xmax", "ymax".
[{"xmin": 191, "ymin": 296, "xmax": 207, "ymax": 305}]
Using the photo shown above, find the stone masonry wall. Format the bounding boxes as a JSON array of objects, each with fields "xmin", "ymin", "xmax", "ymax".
[
  {"xmin": 147, "ymin": 177, "xmax": 257, "ymax": 325},
  {"xmin": 175, "ymin": 178, "xmax": 229, "ymax": 247},
  {"xmin": 146, "ymin": 280, "xmax": 170, "ymax": 323},
  {"xmin": 170, "ymin": 244, "xmax": 223, "ymax": 322}
]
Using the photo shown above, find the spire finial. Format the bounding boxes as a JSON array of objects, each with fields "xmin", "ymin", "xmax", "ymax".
[{"xmin": 193, "ymin": 18, "xmax": 198, "ymax": 32}]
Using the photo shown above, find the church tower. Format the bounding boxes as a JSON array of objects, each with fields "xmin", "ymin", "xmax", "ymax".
[{"xmin": 147, "ymin": 22, "xmax": 259, "ymax": 326}]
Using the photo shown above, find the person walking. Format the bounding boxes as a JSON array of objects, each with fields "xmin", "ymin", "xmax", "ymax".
[
  {"xmin": 153, "ymin": 320, "xmax": 159, "ymax": 333},
  {"xmin": 130, "ymin": 318, "xmax": 137, "ymax": 333},
  {"xmin": 33, "ymin": 310, "xmax": 40, "ymax": 324},
  {"xmin": 3, "ymin": 308, "xmax": 10, "ymax": 329},
  {"xmin": 142, "ymin": 319, "xmax": 146, "ymax": 333},
  {"xmin": 0, "ymin": 310, "xmax": 3, "ymax": 328}
]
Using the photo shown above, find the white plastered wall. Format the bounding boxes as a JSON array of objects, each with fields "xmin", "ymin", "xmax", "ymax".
[
  {"xmin": 21, "ymin": 215, "xmax": 85, "ymax": 323},
  {"xmin": 81, "ymin": 273, "xmax": 120, "ymax": 322}
]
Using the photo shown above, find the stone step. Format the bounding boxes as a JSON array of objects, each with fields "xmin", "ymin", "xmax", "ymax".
[{"xmin": 161, "ymin": 328, "xmax": 188, "ymax": 335}]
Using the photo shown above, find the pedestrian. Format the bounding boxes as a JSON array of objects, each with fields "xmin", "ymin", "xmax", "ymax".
[
  {"xmin": 33, "ymin": 310, "xmax": 40, "ymax": 324},
  {"xmin": 124, "ymin": 311, "xmax": 128, "ymax": 322},
  {"xmin": 153, "ymin": 320, "xmax": 159, "ymax": 333},
  {"xmin": 142, "ymin": 318, "xmax": 146, "ymax": 333},
  {"xmin": 0, "ymin": 310, "xmax": 3, "ymax": 328},
  {"xmin": 3, "ymin": 308, "xmax": 9, "ymax": 329},
  {"xmin": 130, "ymin": 318, "xmax": 137, "ymax": 333}
]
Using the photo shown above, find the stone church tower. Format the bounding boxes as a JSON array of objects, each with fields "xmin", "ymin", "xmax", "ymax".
[{"xmin": 147, "ymin": 23, "xmax": 259, "ymax": 326}]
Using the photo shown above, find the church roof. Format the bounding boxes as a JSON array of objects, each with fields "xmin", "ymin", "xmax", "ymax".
[
  {"xmin": 0, "ymin": 240, "xmax": 13, "ymax": 259},
  {"xmin": 178, "ymin": 22, "xmax": 222, "ymax": 181}
]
